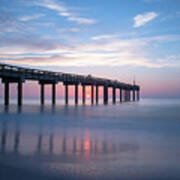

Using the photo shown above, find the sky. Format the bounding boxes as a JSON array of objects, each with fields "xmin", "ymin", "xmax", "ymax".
[{"xmin": 0, "ymin": 0, "xmax": 180, "ymax": 98}]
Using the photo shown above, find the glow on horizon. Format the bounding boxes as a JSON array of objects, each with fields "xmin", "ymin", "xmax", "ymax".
[{"xmin": 0, "ymin": 80, "xmax": 179, "ymax": 99}]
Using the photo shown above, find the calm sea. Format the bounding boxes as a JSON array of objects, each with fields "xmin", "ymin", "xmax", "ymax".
[{"xmin": 0, "ymin": 98, "xmax": 180, "ymax": 180}]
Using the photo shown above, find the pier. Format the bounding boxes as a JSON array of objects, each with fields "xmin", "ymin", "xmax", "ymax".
[{"xmin": 0, "ymin": 63, "xmax": 140, "ymax": 106}]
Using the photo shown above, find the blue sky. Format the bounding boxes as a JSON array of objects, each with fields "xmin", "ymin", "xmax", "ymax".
[{"xmin": 0, "ymin": 0, "xmax": 180, "ymax": 97}]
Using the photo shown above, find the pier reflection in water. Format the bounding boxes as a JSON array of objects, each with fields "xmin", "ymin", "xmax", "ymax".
[
  {"xmin": 1, "ymin": 100, "xmax": 180, "ymax": 179},
  {"xmin": 0, "ymin": 105, "xmax": 140, "ymax": 179},
  {"xmin": 0, "ymin": 106, "xmax": 139, "ymax": 159}
]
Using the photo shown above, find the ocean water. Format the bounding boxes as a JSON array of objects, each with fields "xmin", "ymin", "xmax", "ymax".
[{"xmin": 0, "ymin": 98, "xmax": 180, "ymax": 180}]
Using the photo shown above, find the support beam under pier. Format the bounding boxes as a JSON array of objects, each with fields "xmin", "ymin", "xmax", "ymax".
[
  {"xmin": 40, "ymin": 83, "xmax": 44, "ymax": 105},
  {"xmin": 91, "ymin": 85, "xmax": 94, "ymax": 105},
  {"xmin": 103, "ymin": 86, "xmax": 108, "ymax": 105},
  {"xmin": 65, "ymin": 84, "xmax": 69, "ymax": 105},
  {"xmin": 133, "ymin": 90, "xmax": 136, "ymax": 101},
  {"xmin": 75, "ymin": 84, "xmax": 78, "ymax": 105},
  {"xmin": 82, "ymin": 85, "xmax": 86, "ymax": 105},
  {"xmin": 120, "ymin": 88, "xmax": 122, "ymax": 103},
  {"xmin": 4, "ymin": 82, "xmax": 9, "ymax": 106},
  {"xmin": 18, "ymin": 82, "xmax": 23, "ymax": 106},
  {"xmin": 128, "ymin": 90, "xmax": 131, "ymax": 101},
  {"xmin": 124, "ymin": 90, "xmax": 127, "ymax": 102},
  {"xmin": 52, "ymin": 83, "xmax": 56, "ymax": 105},
  {"xmin": 96, "ymin": 85, "xmax": 99, "ymax": 104},
  {"xmin": 112, "ymin": 87, "xmax": 116, "ymax": 104}
]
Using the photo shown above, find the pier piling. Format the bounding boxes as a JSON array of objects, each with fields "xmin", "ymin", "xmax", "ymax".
[
  {"xmin": 82, "ymin": 85, "xmax": 86, "ymax": 105},
  {"xmin": 103, "ymin": 86, "xmax": 108, "ymax": 105},
  {"xmin": 120, "ymin": 88, "xmax": 122, "ymax": 103},
  {"xmin": 18, "ymin": 82, "xmax": 22, "ymax": 106},
  {"xmin": 4, "ymin": 82, "xmax": 9, "ymax": 106},
  {"xmin": 96, "ymin": 85, "xmax": 99, "ymax": 104},
  {"xmin": 65, "ymin": 84, "xmax": 68, "ymax": 105},
  {"xmin": 133, "ymin": 90, "xmax": 136, "ymax": 101},
  {"xmin": 52, "ymin": 83, "xmax": 56, "ymax": 105},
  {"xmin": 40, "ymin": 83, "xmax": 44, "ymax": 105},
  {"xmin": 75, "ymin": 84, "xmax": 78, "ymax": 105},
  {"xmin": 113, "ymin": 87, "xmax": 116, "ymax": 104},
  {"xmin": 91, "ymin": 85, "xmax": 94, "ymax": 104}
]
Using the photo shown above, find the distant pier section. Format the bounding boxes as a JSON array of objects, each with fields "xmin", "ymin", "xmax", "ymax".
[{"xmin": 0, "ymin": 63, "xmax": 140, "ymax": 106}]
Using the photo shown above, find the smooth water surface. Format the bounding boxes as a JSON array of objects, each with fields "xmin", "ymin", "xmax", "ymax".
[{"xmin": 0, "ymin": 99, "xmax": 180, "ymax": 180}]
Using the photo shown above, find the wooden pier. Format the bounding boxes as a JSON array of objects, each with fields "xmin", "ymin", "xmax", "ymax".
[{"xmin": 0, "ymin": 63, "xmax": 140, "ymax": 106}]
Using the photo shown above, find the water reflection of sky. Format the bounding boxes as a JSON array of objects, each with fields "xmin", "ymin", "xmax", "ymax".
[
  {"xmin": 0, "ymin": 106, "xmax": 139, "ymax": 159},
  {"xmin": 0, "ymin": 99, "xmax": 180, "ymax": 179}
]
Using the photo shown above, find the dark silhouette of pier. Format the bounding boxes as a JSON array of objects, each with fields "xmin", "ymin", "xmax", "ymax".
[{"xmin": 0, "ymin": 63, "xmax": 140, "ymax": 106}]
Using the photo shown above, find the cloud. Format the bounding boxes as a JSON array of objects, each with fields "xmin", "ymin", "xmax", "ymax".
[
  {"xmin": 58, "ymin": 28, "xmax": 80, "ymax": 32},
  {"xmin": 35, "ymin": 0, "xmax": 67, "ymax": 12},
  {"xmin": 133, "ymin": 12, "xmax": 158, "ymax": 28},
  {"xmin": 59, "ymin": 12, "xmax": 72, "ymax": 17},
  {"xmin": 91, "ymin": 32, "xmax": 137, "ymax": 41},
  {"xmin": 0, "ymin": 10, "xmax": 44, "ymax": 33},
  {"xmin": 2, "ymin": 52, "xmax": 179, "ymax": 69},
  {"xmin": 0, "ymin": 34, "xmax": 180, "ymax": 68},
  {"xmin": 67, "ymin": 17, "xmax": 97, "ymax": 25},
  {"xmin": 33, "ymin": 0, "xmax": 97, "ymax": 25},
  {"xmin": 18, "ymin": 14, "xmax": 45, "ymax": 21},
  {"xmin": 91, "ymin": 34, "xmax": 118, "ymax": 41},
  {"xmin": 0, "ymin": 35, "xmax": 72, "ymax": 55}
]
